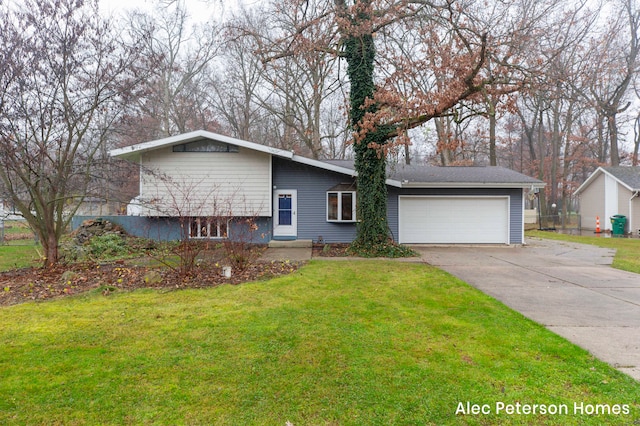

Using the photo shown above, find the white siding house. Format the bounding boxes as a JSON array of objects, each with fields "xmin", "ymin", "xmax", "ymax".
[
  {"xmin": 575, "ymin": 166, "xmax": 640, "ymax": 234},
  {"xmin": 139, "ymin": 145, "xmax": 272, "ymax": 217},
  {"xmin": 110, "ymin": 131, "xmax": 292, "ymax": 218}
]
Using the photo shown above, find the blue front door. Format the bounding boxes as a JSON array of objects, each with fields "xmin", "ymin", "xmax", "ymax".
[{"xmin": 273, "ymin": 189, "xmax": 297, "ymax": 237}]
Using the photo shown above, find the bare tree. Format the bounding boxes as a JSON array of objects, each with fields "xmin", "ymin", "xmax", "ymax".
[
  {"xmin": 634, "ymin": 108, "xmax": 640, "ymax": 165},
  {"xmin": 211, "ymin": 20, "xmax": 265, "ymax": 141},
  {"xmin": 123, "ymin": 0, "xmax": 221, "ymax": 142},
  {"xmin": 0, "ymin": 0, "xmax": 141, "ymax": 266},
  {"xmin": 582, "ymin": 0, "xmax": 640, "ymax": 166},
  {"xmin": 219, "ymin": 6, "xmax": 346, "ymax": 159}
]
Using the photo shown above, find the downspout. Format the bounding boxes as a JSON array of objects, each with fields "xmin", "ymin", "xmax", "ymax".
[{"xmin": 630, "ymin": 191, "xmax": 639, "ymax": 236}]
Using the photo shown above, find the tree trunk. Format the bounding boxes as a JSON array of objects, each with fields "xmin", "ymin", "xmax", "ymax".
[
  {"xmin": 344, "ymin": 29, "xmax": 390, "ymax": 250},
  {"xmin": 634, "ymin": 114, "xmax": 640, "ymax": 166},
  {"xmin": 488, "ymin": 96, "xmax": 497, "ymax": 166},
  {"xmin": 561, "ymin": 105, "xmax": 575, "ymax": 226},
  {"xmin": 550, "ymin": 100, "xmax": 561, "ymax": 208},
  {"xmin": 44, "ymin": 233, "xmax": 59, "ymax": 267},
  {"xmin": 597, "ymin": 115, "xmax": 608, "ymax": 164},
  {"xmin": 435, "ymin": 117, "xmax": 452, "ymax": 166},
  {"xmin": 404, "ymin": 141, "xmax": 411, "ymax": 165},
  {"xmin": 608, "ymin": 113, "xmax": 620, "ymax": 166}
]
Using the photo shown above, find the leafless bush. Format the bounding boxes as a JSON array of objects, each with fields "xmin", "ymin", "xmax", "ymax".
[{"xmin": 221, "ymin": 216, "xmax": 262, "ymax": 271}]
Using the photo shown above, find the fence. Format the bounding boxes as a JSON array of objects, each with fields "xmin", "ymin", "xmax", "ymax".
[
  {"xmin": 0, "ymin": 218, "xmax": 37, "ymax": 246},
  {"xmin": 537, "ymin": 213, "xmax": 581, "ymax": 231}
]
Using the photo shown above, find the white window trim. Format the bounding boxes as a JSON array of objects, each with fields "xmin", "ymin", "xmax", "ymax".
[
  {"xmin": 188, "ymin": 217, "xmax": 229, "ymax": 239},
  {"xmin": 326, "ymin": 191, "xmax": 357, "ymax": 222}
]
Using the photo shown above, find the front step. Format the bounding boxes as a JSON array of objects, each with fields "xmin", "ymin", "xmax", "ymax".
[{"xmin": 268, "ymin": 239, "xmax": 313, "ymax": 248}]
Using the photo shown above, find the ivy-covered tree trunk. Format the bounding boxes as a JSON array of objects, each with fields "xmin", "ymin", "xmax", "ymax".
[{"xmin": 344, "ymin": 29, "xmax": 391, "ymax": 252}]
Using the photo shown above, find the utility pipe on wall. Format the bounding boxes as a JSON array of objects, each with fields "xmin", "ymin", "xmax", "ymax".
[{"xmin": 630, "ymin": 191, "xmax": 639, "ymax": 236}]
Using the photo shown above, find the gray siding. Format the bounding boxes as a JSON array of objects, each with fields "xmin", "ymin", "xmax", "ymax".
[
  {"xmin": 579, "ymin": 173, "xmax": 606, "ymax": 230},
  {"xmin": 388, "ymin": 187, "xmax": 524, "ymax": 244},
  {"xmin": 274, "ymin": 158, "xmax": 524, "ymax": 244},
  {"xmin": 618, "ymin": 186, "xmax": 632, "ymax": 218},
  {"xmin": 632, "ymin": 198, "xmax": 640, "ymax": 236},
  {"xmin": 72, "ymin": 215, "xmax": 271, "ymax": 243},
  {"xmin": 273, "ymin": 157, "xmax": 357, "ymax": 243}
]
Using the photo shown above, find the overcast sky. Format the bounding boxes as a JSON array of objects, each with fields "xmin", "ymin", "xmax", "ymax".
[{"xmin": 99, "ymin": 0, "xmax": 246, "ymax": 22}]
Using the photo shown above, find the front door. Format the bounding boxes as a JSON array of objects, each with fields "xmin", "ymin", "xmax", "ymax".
[{"xmin": 273, "ymin": 190, "xmax": 297, "ymax": 238}]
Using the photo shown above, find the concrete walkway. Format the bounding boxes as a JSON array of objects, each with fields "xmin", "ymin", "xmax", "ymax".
[
  {"xmin": 257, "ymin": 247, "xmax": 312, "ymax": 263},
  {"xmin": 413, "ymin": 238, "xmax": 640, "ymax": 381},
  {"xmin": 258, "ymin": 239, "xmax": 314, "ymax": 263}
]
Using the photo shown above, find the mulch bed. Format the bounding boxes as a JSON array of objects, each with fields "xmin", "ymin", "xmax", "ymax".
[
  {"xmin": 312, "ymin": 243, "xmax": 351, "ymax": 257},
  {"xmin": 0, "ymin": 258, "xmax": 301, "ymax": 307},
  {"xmin": 0, "ymin": 241, "xmax": 360, "ymax": 307}
]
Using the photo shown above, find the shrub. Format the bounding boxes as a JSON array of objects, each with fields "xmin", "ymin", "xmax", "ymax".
[
  {"xmin": 87, "ymin": 233, "xmax": 129, "ymax": 258},
  {"xmin": 221, "ymin": 217, "xmax": 261, "ymax": 271},
  {"xmin": 348, "ymin": 239, "xmax": 418, "ymax": 258}
]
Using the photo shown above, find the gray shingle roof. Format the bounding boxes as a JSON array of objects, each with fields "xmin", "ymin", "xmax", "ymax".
[
  {"xmin": 323, "ymin": 160, "xmax": 543, "ymax": 187},
  {"xmin": 603, "ymin": 166, "xmax": 640, "ymax": 190}
]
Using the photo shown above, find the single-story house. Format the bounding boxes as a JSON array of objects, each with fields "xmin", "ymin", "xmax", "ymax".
[
  {"xmin": 74, "ymin": 197, "xmax": 121, "ymax": 216},
  {"xmin": 574, "ymin": 166, "xmax": 640, "ymax": 234},
  {"xmin": 76, "ymin": 130, "xmax": 544, "ymax": 245}
]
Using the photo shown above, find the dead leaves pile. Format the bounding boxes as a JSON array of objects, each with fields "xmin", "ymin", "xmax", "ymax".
[{"xmin": 0, "ymin": 259, "xmax": 301, "ymax": 307}]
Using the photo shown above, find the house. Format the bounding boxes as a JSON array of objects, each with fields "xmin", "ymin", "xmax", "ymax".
[
  {"xmin": 77, "ymin": 130, "xmax": 544, "ymax": 245},
  {"xmin": 574, "ymin": 166, "xmax": 640, "ymax": 234},
  {"xmin": 74, "ymin": 197, "xmax": 121, "ymax": 216}
]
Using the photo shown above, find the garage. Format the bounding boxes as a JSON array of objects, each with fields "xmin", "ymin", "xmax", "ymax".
[{"xmin": 398, "ymin": 196, "xmax": 510, "ymax": 244}]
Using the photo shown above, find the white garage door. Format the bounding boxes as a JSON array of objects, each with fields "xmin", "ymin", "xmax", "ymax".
[{"xmin": 399, "ymin": 196, "xmax": 510, "ymax": 244}]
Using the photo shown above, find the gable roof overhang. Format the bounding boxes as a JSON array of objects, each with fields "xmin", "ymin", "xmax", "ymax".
[
  {"xmin": 109, "ymin": 130, "xmax": 396, "ymax": 185},
  {"xmin": 110, "ymin": 130, "xmax": 544, "ymax": 190},
  {"xmin": 574, "ymin": 166, "xmax": 639, "ymax": 195},
  {"xmin": 109, "ymin": 130, "xmax": 294, "ymax": 160}
]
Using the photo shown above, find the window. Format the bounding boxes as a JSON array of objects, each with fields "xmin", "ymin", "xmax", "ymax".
[
  {"xmin": 188, "ymin": 217, "xmax": 228, "ymax": 239},
  {"xmin": 278, "ymin": 194, "xmax": 293, "ymax": 225},
  {"xmin": 173, "ymin": 140, "xmax": 238, "ymax": 153},
  {"xmin": 327, "ymin": 190, "xmax": 357, "ymax": 222}
]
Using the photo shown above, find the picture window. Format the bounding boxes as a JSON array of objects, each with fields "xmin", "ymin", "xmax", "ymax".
[{"xmin": 327, "ymin": 191, "xmax": 357, "ymax": 222}]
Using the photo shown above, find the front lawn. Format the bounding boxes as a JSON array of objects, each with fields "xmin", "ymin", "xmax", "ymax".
[
  {"xmin": 527, "ymin": 230, "xmax": 640, "ymax": 274},
  {"xmin": 1, "ymin": 260, "xmax": 639, "ymax": 425},
  {"xmin": 0, "ymin": 243, "xmax": 41, "ymax": 271}
]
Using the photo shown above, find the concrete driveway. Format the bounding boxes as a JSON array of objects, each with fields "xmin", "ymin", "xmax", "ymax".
[{"xmin": 413, "ymin": 238, "xmax": 640, "ymax": 381}]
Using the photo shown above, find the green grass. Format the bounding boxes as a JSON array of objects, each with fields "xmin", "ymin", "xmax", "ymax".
[
  {"xmin": 1, "ymin": 220, "xmax": 31, "ymax": 235},
  {"xmin": 1, "ymin": 221, "xmax": 39, "ymax": 270},
  {"xmin": 1, "ymin": 261, "xmax": 639, "ymax": 425},
  {"xmin": 0, "ymin": 243, "xmax": 41, "ymax": 270},
  {"xmin": 527, "ymin": 230, "xmax": 640, "ymax": 274}
]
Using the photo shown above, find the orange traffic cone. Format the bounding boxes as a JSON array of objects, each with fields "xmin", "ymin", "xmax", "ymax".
[{"xmin": 595, "ymin": 216, "xmax": 601, "ymax": 234}]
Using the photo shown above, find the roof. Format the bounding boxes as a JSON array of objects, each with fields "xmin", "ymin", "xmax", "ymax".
[
  {"xmin": 111, "ymin": 130, "xmax": 545, "ymax": 189},
  {"xmin": 575, "ymin": 166, "xmax": 640, "ymax": 194},
  {"xmin": 110, "ymin": 130, "xmax": 293, "ymax": 159},
  {"xmin": 325, "ymin": 160, "xmax": 544, "ymax": 189},
  {"xmin": 603, "ymin": 166, "xmax": 640, "ymax": 190},
  {"xmin": 109, "ymin": 130, "xmax": 358, "ymax": 180}
]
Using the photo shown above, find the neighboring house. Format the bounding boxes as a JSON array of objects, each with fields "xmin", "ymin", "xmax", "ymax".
[
  {"xmin": 575, "ymin": 166, "xmax": 640, "ymax": 234},
  {"xmin": 78, "ymin": 130, "xmax": 544, "ymax": 245},
  {"xmin": 74, "ymin": 197, "xmax": 121, "ymax": 216}
]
